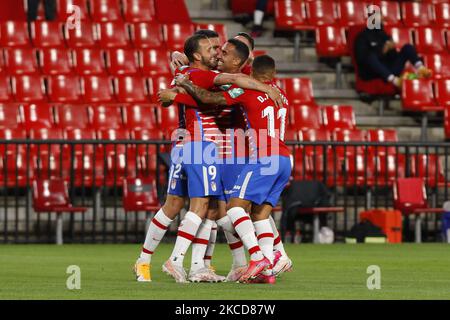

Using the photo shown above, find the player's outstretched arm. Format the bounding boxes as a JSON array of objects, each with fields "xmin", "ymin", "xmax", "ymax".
[
  {"xmin": 213, "ymin": 73, "xmax": 283, "ymax": 108},
  {"xmin": 175, "ymin": 75, "xmax": 228, "ymax": 106}
]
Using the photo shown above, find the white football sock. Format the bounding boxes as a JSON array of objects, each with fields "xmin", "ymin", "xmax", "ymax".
[
  {"xmin": 169, "ymin": 211, "xmax": 202, "ymax": 267},
  {"xmin": 269, "ymin": 215, "xmax": 287, "ymax": 257},
  {"xmin": 227, "ymin": 207, "xmax": 264, "ymax": 261},
  {"xmin": 191, "ymin": 219, "xmax": 213, "ymax": 272},
  {"xmin": 254, "ymin": 219, "xmax": 274, "ymax": 264},
  {"xmin": 139, "ymin": 208, "xmax": 173, "ymax": 263},
  {"xmin": 216, "ymin": 215, "xmax": 234, "ymax": 233},
  {"xmin": 204, "ymin": 221, "xmax": 217, "ymax": 267},
  {"xmin": 224, "ymin": 230, "xmax": 247, "ymax": 267}
]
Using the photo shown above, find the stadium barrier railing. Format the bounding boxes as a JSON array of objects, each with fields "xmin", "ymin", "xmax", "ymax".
[{"xmin": 0, "ymin": 139, "xmax": 449, "ymax": 243}]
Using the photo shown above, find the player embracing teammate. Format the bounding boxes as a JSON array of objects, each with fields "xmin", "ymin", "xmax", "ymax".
[{"xmin": 133, "ymin": 30, "xmax": 293, "ymax": 284}]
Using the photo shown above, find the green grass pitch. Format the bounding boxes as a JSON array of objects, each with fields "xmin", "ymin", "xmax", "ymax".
[{"xmin": 0, "ymin": 243, "xmax": 449, "ymax": 300}]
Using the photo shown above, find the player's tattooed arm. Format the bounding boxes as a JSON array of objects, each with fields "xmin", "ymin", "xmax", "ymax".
[
  {"xmin": 175, "ymin": 74, "xmax": 227, "ymax": 106},
  {"xmin": 213, "ymin": 73, "xmax": 283, "ymax": 108},
  {"xmin": 175, "ymin": 74, "xmax": 228, "ymax": 106},
  {"xmin": 158, "ymin": 88, "xmax": 179, "ymax": 107}
]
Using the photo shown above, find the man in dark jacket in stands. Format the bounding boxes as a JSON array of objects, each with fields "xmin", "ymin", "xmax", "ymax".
[{"xmin": 354, "ymin": 23, "xmax": 431, "ymax": 89}]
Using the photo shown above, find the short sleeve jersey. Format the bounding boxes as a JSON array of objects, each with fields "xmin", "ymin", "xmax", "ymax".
[{"xmin": 222, "ymin": 82, "xmax": 291, "ymax": 158}]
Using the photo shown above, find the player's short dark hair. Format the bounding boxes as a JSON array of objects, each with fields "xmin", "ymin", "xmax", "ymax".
[
  {"xmin": 184, "ymin": 34, "xmax": 207, "ymax": 63},
  {"xmin": 195, "ymin": 29, "xmax": 219, "ymax": 38},
  {"xmin": 236, "ymin": 32, "xmax": 254, "ymax": 50},
  {"xmin": 227, "ymin": 38, "xmax": 250, "ymax": 67},
  {"xmin": 252, "ymin": 55, "xmax": 276, "ymax": 75}
]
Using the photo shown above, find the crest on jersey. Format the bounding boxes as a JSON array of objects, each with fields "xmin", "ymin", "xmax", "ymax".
[
  {"xmin": 171, "ymin": 179, "xmax": 177, "ymax": 190},
  {"xmin": 210, "ymin": 181, "xmax": 217, "ymax": 192},
  {"xmin": 220, "ymin": 84, "xmax": 232, "ymax": 91},
  {"xmin": 227, "ymin": 88, "xmax": 244, "ymax": 98}
]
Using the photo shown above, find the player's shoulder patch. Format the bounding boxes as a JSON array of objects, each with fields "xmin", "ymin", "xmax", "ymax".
[
  {"xmin": 227, "ymin": 87, "xmax": 245, "ymax": 99},
  {"xmin": 178, "ymin": 65, "xmax": 189, "ymax": 72},
  {"xmin": 220, "ymin": 84, "xmax": 232, "ymax": 91}
]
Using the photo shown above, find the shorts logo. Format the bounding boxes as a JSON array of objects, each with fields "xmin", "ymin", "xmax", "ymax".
[
  {"xmin": 171, "ymin": 179, "xmax": 177, "ymax": 190},
  {"xmin": 227, "ymin": 88, "xmax": 244, "ymax": 98},
  {"xmin": 210, "ymin": 181, "xmax": 217, "ymax": 192}
]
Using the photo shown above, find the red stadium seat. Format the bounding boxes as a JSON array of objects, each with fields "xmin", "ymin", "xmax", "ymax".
[
  {"xmin": 123, "ymin": 0, "xmax": 156, "ymax": 23},
  {"xmin": 20, "ymin": 103, "xmax": 54, "ymax": 130},
  {"xmin": 32, "ymin": 178, "xmax": 87, "ymax": 244},
  {"xmin": 162, "ymin": 23, "xmax": 196, "ymax": 51},
  {"xmin": 38, "ymin": 48, "xmax": 73, "ymax": 75},
  {"xmin": 57, "ymin": 0, "xmax": 90, "ymax": 21},
  {"xmin": 81, "ymin": 76, "xmax": 115, "ymax": 103},
  {"xmin": 445, "ymin": 107, "xmax": 450, "ymax": 139},
  {"xmin": 377, "ymin": 1, "xmax": 402, "ymax": 27},
  {"xmin": 322, "ymin": 105, "xmax": 356, "ymax": 131},
  {"xmin": 29, "ymin": 127, "xmax": 65, "ymax": 156},
  {"xmin": 436, "ymin": 79, "xmax": 450, "ymax": 109},
  {"xmin": 0, "ymin": 75, "xmax": 13, "ymax": 102},
  {"xmin": 124, "ymin": 104, "xmax": 158, "ymax": 130},
  {"xmin": 123, "ymin": 177, "xmax": 160, "ymax": 212},
  {"xmin": 30, "ymin": 21, "xmax": 65, "ymax": 48},
  {"xmin": 114, "ymin": 76, "xmax": 149, "ymax": 103},
  {"xmin": 434, "ymin": 3, "xmax": 450, "ymax": 28},
  {"xmin": 290, "ymin": 104, "xmax": 323, "ymax": 130},
  {"xmin": 47, "ymin": 75, "xmax": 82, "ymax": 103},
  {"xmin": 337, "ymin": 0, "xmax": 368, "ymax": 27},
  {"xmin": 0, "ymin": 150, "xmax": 28, "ymax": 187},
  {"xmin": 283, "ymin": 78, "xmax": 315, "ymax": 105},
  {"xmin": 414, "ymin": 154, "xmax": 445, "ymax": 187},
  {"xmin": 0, "ymin": 103, "xmax": 21, "ymax": 129},
  {"xmin": 383, "ymin": 27, "xmax": 414, "ymax": 50},
  {"xmin": 315, "ymin": 25, "xmax": 348, "ymax": 57},
  {"xmin": 274, "ymin": 0, "xmax": 311, "ymax": 31},
  {"xmin": 96, "ymin": 127, "xmax": 130, "ymax": 145},
  {"xmin": 89, "ymin": 104, "xmax": 123, "ymax": 130},
  {"xmin": 157, "ymin": 105, "xmax": 178, "ymax": 138},
  {"xmin": 96, "ymin": 22, "xmax": 132, "ymax": 48},
  {"xmin": 64, "ymin": 20, "xmax": 97, "ymax": 48},
  {"xmin": 70, "ymin": 153, "xmax": 105, "ymax": 187},
  {"xmin": 367, "ymin": 129, "xmax": 398, "ymax": 156},
  {"xmin": 88, "ymin": 0, "xmax": 123, "ymax": 22},
  {"xmin": 333, "ymin": 129, "xmax": 366, "ymax": 158},
  {"xmin": 72, "ymin": 48, "xmax": 107, "ymax": 75},
  {"xmin": 196, "ymin": 23, "xmax": 228, "ymax": 43},
  {"xmin": 139, "ymin": 48, "xmax": 171, "ymax": 76},
  {"xmin": 299, "ymin": 127, "xmax": 333, "ymax": 162},
  {"xmin": 0, "ymin": 21, "xmax": 31, "ymax": 48},
  {"xmin": 401, "ymin": 2, "xmax": 433, "ymax": 27},
  {"xmin": 305, "ymin": 1, "xmax": 338, "ymax": 26},
  {"xmin": 414, "ymin": 27, "xmax": 447, "ymax": 54},
  {"xmin": 154, "ymin": 0, "xmax": 191, "ymax": 24},
  {"xmin": 55, "ymin": 104, "xmax": 90, "ymax": 130},
  {"xmin": 105, "ymin": 49, "xmax": 139, "ymax": 75},
  {"xmin": 401, "ymin": 79, "xmax": 441, "ymax": 112},
  {"xmin": 12, "ymin": 75, "xmax": 46, "ymax": 102},
  {"xmin": 130, "ymin": 22, "xmax": 164, "ymax": 49},
  {"xmin": 32, "ymin": 153, "xmax": 67, "ymax": 180},
  {"xmin": 148, "ymin": 75, "xmax": 172, "ymax": 103},
  {"xmin": 422, "ymin": 53, "xmax": 450, "ymax": 80},
  {"xmin": 4, "ymin": 48, "xmax": 39, "ymax": 75},
  {"xmin": 374, "ymin": 153, "xmax": 406, "ymax": 187},
  {"xmin": 63, "ymin": 127, "xmax": 97, "ymax": 156},
  {"xmin": 0, "ymin": 128, "xmax": 27, "ymax": 157},
  {"xmin": 393, "ymin": 178, "xmax": 428, "ymax": 215}
]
